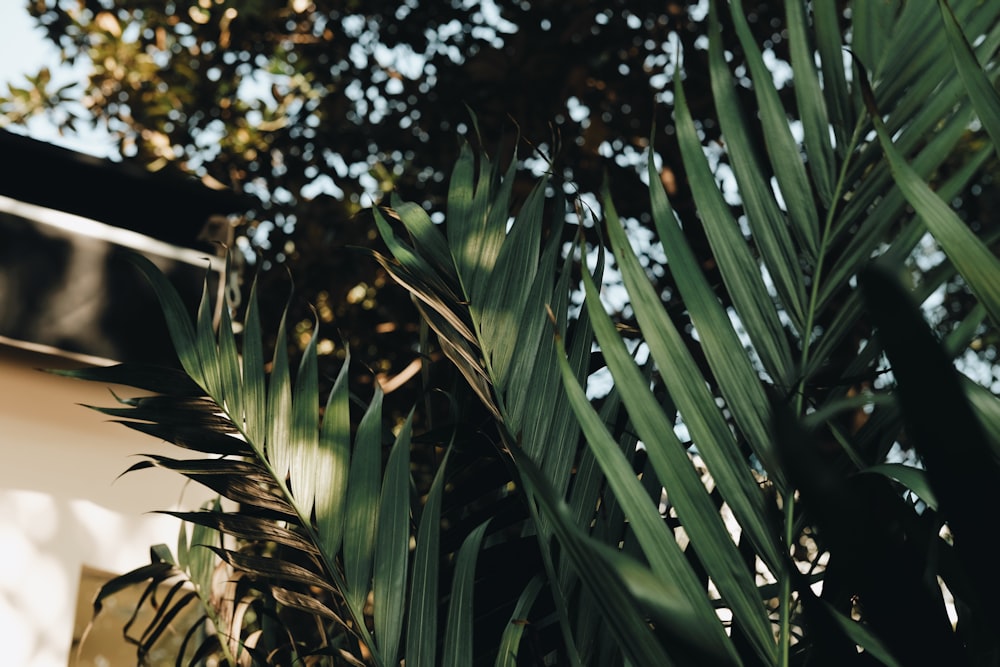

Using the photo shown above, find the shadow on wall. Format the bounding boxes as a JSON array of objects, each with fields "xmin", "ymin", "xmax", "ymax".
[
  {"xmin": 69, "ymin": 564, "xmax": 206, "ymax": 666},
  {"xmin": 0, "ymin": 491, "xmax": 199, "ymax": 667},
  {"xmin": 0, "ymin": 346, "xmax": 215, "ymax": 667}
]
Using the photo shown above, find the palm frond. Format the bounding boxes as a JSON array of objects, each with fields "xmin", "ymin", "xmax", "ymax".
[{"xmin": 76, "ymin": 253, "xmax": 492, "ymax": 666}]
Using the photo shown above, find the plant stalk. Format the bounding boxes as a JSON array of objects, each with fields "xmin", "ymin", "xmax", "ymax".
[{"xmin": 778, "ymin": 116, "xmax": 867, "ymax": 667}]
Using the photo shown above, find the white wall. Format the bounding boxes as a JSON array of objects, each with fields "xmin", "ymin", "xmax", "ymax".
[{"xmin": 0, "ymin": 344, "xmax": 213, "ymax": 667}]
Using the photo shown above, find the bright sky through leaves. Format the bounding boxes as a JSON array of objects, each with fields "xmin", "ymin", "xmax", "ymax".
[{"xmin": 0, "ymin": 3, "xmax": 114, "ymax": 156}]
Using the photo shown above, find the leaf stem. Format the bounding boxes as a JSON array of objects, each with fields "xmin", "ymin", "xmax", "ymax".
[
  {"xmin": 797, "ymin": 117, "xmax": 867, "ymax": 392},
  {"xmin": 778, "ymin": 495, "xmax": 795, "ymax": 667},
  {"xmin": 502, "ymin": 425, "xmax": 585, "ymax": 667},
  {"xmin": 221, "ymin": 389, "xmax": 382, "ymax": 664},
  {"xmin": 778, "ymin": 116, "xmax": 867, "ymax": 666}
]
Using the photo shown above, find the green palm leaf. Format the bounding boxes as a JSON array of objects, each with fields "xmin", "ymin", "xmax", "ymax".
[
  {"xmin": 494, "ymin": 575, "xmax": 544, "ymax": 667},
  {"xmin": 577, "ymin": 242, "xmax": 777, "ymax": 663},
  {"xmin": 407, "ymin": 446, "xmax": 452, "ymax": 666},
  {"xmin": 553, "ymin": 322, "xmax": 744, "ymax": 662},
  {"xmin": 266, "ymin": 307, "xmax": 293, "ymax": 483},
  {"xmin": 288, "ymin": 315, "xmax": 320, "ymax": 515},
  {"xmin": 73, "ymin": 2, "xmax": 1000, "ymax": 664},
  {"xmin": 373, "ymin": 411, "xmax": 414, "ymax": 664},
  {"xmin": 725, "ymin": 0, "xmax": 819, "ymax": 260},
  {"xmin": 705, "ymin": 3, "xmax": 807, "ymax": 331},
  {"xmin": 441, "ymin": 519, "xmax": 490, "ymax": 667},
  {"xmin": 315, "ymin": 352, "xmax": 353, "ymax": 566},
  {"xmin": 124, "ymin": 253, "xmax": 203, "ymax": 384},
  {"xmin": 642, "ymin": 154, "xmax": 783, "ymax": 489},
  {"xmin": 862, "ymin": 72, "xmax": 1000, "ymax": 328},
  {"xmin": 938, "ymin": 0, "xmax": 1000, "ymax": 149},
  {"xmin": 241, "ymin": 273, "xmax": 267, "ymax": 449},
  {"xmin": 343, "ymin": 385, "xmax": 385, "ymax": 613},
  {"xmin": 599, "ymin": 193, "xmax": 783, "ymax": 577}
]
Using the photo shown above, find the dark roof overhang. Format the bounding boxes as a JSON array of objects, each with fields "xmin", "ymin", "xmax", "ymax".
[{"xmin": 0, "ymin": 130, "xmax": 253, "ymax": 365}]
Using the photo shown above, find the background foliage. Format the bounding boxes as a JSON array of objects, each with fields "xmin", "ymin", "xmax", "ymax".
[{"xmin": 9, "ymin": 0, "xmax": 950, "ymax": 419}]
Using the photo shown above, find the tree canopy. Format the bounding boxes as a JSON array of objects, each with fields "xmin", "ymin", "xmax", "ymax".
[
  {"xmin": 2, "ymin": 0, "xmax": 801, "ymax": 411},
  {"xmin": 3, "ymin": 0, "xmax": 997, "ymax": 413}
]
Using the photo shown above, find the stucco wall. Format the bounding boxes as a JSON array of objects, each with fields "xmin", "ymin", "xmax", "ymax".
[{"xmin": 0, "ymin": 344, "xmax": 213, "ymax": 667}]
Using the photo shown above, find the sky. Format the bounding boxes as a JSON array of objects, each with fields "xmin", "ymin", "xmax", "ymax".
[
  {"xmin": 0, "ymin": 5, "xmax": 52, "ymax": 86},
  {"xmin": 0, "ymin": 3, "xmax": 114, "ymax": 157}
]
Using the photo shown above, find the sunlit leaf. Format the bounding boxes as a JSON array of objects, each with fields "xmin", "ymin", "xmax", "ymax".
[
  {"xmin": 188, "ymin": 499, "xmax": 222, "ymax": 598},
  {"xmin": 242, "ymin": 273, "xmax": 267, "ymax": 450},
  {"xmin": 315, "ymin": 348, "xmax": 352, "ymax": 560},
  {"xmin": 344, "ymin": 385, "xmax": 385, "ymax": 612},
  {"xmin": 390, "ymin": 193, "xmax": 454, "ymax": 276},
  {"xmin": 288, "ymin": 313, "xmax": 320, "ymax": 515},
  {"xmin": 195, "ymin": 277, "xmax": 221, "ymax": 399},
  {"xmin": 267, "ymin": 306, "xmax": 293, "ymax": 483},
  {"xmin": 217, "ymin": 293, "xmax": 243, "ymax": 428}
]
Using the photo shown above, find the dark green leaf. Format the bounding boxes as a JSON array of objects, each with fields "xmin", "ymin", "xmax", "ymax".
[
  {"xmin": 124, "ymin": 253, "xmax": 202, "ymax": 386},
  {"xmin": 861, "ymin": 266, "xmax": 1000, "ymax": 621},
  {"xmin": 785, "ymin": 0, "xmax": 836, "ymax": 206},
  {"xmin": 442, "ymin": 520, "xmax": 491, "ymax": 667},
  {"xmin": 494, "ymin": 575, "xmax": 544, "ymax": 667},
  {"xmin": 861, "ymin": 68, "xmax": 1000, "ymax": 328},
  {"xmin": 817, "ymin": 600, "xmax": 903, "ymax": 667},
  {"xmin": 860, "ymin": 464, "xmax": 939, "ymax": 511},
  {"xmin": 594, "ymin": 196, "xmax": 783, "ymax": 580},
  {"xmin": 373, "ymin": 411, "xmax": 413, "ymax": 664},
  {"xmin": 406, "ymin": 447, "xmax": 452, "ymax": 667},
  {"xmin": 554, "ymin": 313, "xmax": 754, "ymax": 664},
  {"xmin": 725, "ymin": 0, "xmax": 819, "ymax": 259},
  {"xmin": 48, "ymin": 363, "xmax": 203, "ymax": 396}
]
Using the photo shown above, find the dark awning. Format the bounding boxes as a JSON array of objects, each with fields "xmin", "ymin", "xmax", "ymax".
[
  {"xmin": 0, "ymin": 131, "xmax": 251, "ymax": 365},
  {"xmin": 0, "ymin": 129, "xmax": 250, "ymax": 247}
]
